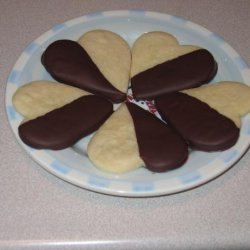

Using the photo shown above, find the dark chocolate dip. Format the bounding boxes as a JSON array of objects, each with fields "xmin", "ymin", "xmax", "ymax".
[
  {"xmin": 131, "ymin": 49, "xmax": 217, "ymax": 100},
  {"xmin": 126, "ymin": 102, "xmax": 188, "ymax": 172},
  {"xmin": 42, "ymin": 40, "xmax": 126, "ymax": 103},
  {"xmin": 19, "ymin": 95, "xmax": 113, "ymax": 150},
  {"xmin": 155, "ymin": 92, "xmax": 239, "ymax": 151}
]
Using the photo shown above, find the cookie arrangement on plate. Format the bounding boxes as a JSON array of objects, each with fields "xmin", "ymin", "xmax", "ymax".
[{"xmin": 12, "ymin": 30, "xmax": 250, "ymax": 174}]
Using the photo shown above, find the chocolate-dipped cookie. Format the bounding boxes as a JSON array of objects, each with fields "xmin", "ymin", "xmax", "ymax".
[
  {"xmin": 155, "ymin": 91, "xmax": 240, "ymax": 151},
  {"xmin": 88, "ymin": 102, "xmax": 188, "ymax": 173},
  {"xmin": 131, "ymin": 31, "xmax": 217, "ymax": 100},
  {"xmin": 126, "ymin": 102, "xmax": 188, "ymax": 172},
  {"xmin": 12, "ymin": 80, "xmax": 90, "ymax": 120},
  {"xmin": 182, "ymin": 81, "xmax": 250, "ymax": 128},
  {"xmin": 42, "ymin": 30, "xmax": 131, "ymax": 103},
  {"xmin": 18, "ymin": 95, "xmax": 113, "ymax": 150}
]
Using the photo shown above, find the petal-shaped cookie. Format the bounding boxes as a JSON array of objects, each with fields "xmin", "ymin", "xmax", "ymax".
[
  {"xmin": 88, "ymin": 102, "xmax": 188, "ymax": 173},
  {"xmin": 182, "ymin": 81, "xmax": 250, "ymax": 127},
  {"xmin": 18, "ymin": 95, "xmax": 113, "ymax": 150},
  {"xmin": 12, "ymin": 80, "xmax": 89, "ymax": 120},
  {"xmin": 131, "ymin": 31, "xmax": 217, "ymax": 100},
  {"xmin": 131, "ymin": 31, "xmax": 182, "ymax": 77},
  {"xmin": 42, "ymin": 30, "xmax": 131, "ymax": 103},
  {"xmin": 155, "ymin": 92, "xmax": 240, "ymax": 151},
  {"xmin": 87, "ymin": 103, "xmax": 143, "ymax": 174},
  {"xmin": 78, "ymin": 29, "xmax": 131, "ymax": 94},
  {"xmin": 126, "ymin": 102, "xmax": 188, "ymax": 172}
]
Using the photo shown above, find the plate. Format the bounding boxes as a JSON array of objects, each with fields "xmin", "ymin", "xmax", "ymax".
[{"xmin": 5, "ymin": 10, "xmax": 250, "ymax": 197}]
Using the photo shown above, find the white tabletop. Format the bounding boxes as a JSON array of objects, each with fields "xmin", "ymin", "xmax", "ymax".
[{"xmin": 1, "ymin": 0, "xmax": 250, "ymax": 249}]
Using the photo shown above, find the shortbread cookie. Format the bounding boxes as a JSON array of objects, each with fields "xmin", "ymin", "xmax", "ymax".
[
  {"xmin": 78, "ymin": 29, "xmax": 131, "ymax": 94},
  {"xmin": 12, "ymin": 81, "xmax": 89, "ymax": 120},
  {"xmin": 182, "ymin": 81, "xmax": 250, "ymax": 127},
  {"xmin": 88, "ymin": 102, "xmax": 188, "ymax": 173},
  {"xmin": 155, "ymin": 92, "xmax": 239, "ymax": 151},
  {"xmin": 87, "ymin": 104, "xmax": 143, "ymax": 174},
  {"xmin": 42, "ymin": 33, "xmax": 130, "ymax": 103},
  {"xmin": 18, "ymin": 95, "xmax": 113, "ymax": 150},
  {"xmin": 131, "ymin": 31, "xmax": 217, "ymax": 100}
]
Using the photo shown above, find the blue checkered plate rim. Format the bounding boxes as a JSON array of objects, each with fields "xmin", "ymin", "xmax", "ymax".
[{"xmin": 5, "ymin": 10, "xmax": 250, "ymax": 197}]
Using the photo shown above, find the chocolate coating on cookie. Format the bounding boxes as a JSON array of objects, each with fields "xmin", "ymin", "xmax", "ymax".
[
  {"xmin": 131, "ymin": 49, "xmax": 217, "ymax": 100},
  {"xmin": 19, "ymin": 95, "xmax": 113, "ymax": 150},
  {"xmin": 155, "ymin": 92, "xmax": 239, "ymax": 151},
  {"xmin": 126, "ymin": 102, "xmax": 188, "ymax": 172},
  {"xmin": 41, "ymin": 40, "xmax": 126, "ymax": 103}
]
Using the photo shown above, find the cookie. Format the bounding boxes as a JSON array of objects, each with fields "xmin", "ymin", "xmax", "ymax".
[
  {"xmin": 131, "ymin": 31, "xmax": 217, "ymax": 100},
  {"xmin": 18, "ymin": 95, "xmax": 113, "ymax": 150},
  {"xmin": 88, "ymin": 102, "xmax": 188, "ymax": 173},
  {"xmin": 87, "ymin": 103, "xmax": 143, "ymax": 174},
  {"xmin": 155, "ymin": 92, "xmax": 240, "ymax": 151},
  {"xmin": 42, "ymin": 30, "xmax": 131, "ymax": 103},
  {"xmin": 131, "ymin": 31, "xmax": 185, "ymax": 77},
  {"xmin": 182, "ymin": 81, "xmax": 250, "ymax": 127},
  {"xmin": 78, "ymin": 29, "xmax": 131, "ymax": 94},
  {"xmin": 126, "ymin": 102, "xmax": 188, "ymax": 172},
  {"xmin": 12, "ymin": 80, "xmax": 89, "ymax": 120}
]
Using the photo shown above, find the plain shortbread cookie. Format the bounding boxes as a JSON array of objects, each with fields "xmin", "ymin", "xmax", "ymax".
[
  {"xmin": 87, "ymin": 103, "xmax": 144, "ymax": 173},
  {"xmin": 78, "ymin": 29, "xmax": 131, "ymax": 94}
]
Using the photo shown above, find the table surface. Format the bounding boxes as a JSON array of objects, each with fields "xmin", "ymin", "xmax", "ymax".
[{"xmin": 1, "ymin": 0, "xmax": 250, "ymax": 249}]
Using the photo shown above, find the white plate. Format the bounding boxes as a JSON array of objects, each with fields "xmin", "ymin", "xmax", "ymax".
[{"xmin": 5, "ymin": 10, "xmax": 250, "ymax": 197}]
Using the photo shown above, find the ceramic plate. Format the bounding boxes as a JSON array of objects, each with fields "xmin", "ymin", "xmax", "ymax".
[{"xmin": 5, "ymin": 10, "xmax": 250, "ymax": 197}]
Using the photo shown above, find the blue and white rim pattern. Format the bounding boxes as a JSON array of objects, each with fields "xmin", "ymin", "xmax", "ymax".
[{"xmin": 5, "ymin": 10, "xmax": 250, "ymax": 197}]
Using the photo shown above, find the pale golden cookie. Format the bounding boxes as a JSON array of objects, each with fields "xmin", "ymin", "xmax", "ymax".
[
  {"xmin": 78, "ymin": 29, "xmax": 131, "ymax": 94},
  {"xmin": 87, "ymin": 104, "xmax": 143, "ymax": 174},
  {"xmin": 182, "ymin": 81, "xmax": 250, "ymax": 127},
  {"xmin": 13, "ymin": 81, "xmax": 90, "ymax": 120}
]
